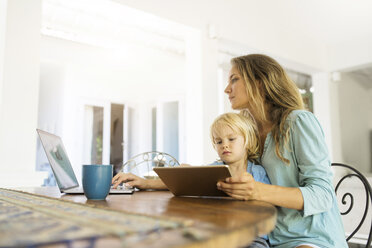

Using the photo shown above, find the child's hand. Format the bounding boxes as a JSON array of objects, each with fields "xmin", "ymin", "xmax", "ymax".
[
  {"xmin": 216, "ymin": 172, "xmax": 259, "ymax": 201},
  {"xmin": 112, "ymin": 173, "xmax": 148, "ymax": 189}
]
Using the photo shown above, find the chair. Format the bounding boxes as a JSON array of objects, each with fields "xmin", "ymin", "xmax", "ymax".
[
  {"xmin": 120, "ymin": 151, "xmax": 180, "ymax": 178},
  {"xmin": 331, "ymin": 163, "xmax": 372, "ymax": 248}
]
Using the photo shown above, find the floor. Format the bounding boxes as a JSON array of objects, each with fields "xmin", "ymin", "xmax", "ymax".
[{"xmin": 349, "ymin": 243, "xmax": 370, "ymax": 248}]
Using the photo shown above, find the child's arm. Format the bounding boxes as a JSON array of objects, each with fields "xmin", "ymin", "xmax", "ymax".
[{"xmin": 112, "ymin": 172, "xmax": 167, "ymax": 190}]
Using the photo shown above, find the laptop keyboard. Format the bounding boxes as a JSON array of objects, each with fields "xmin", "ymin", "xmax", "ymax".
[
  {"xmin": 109, "ymin": 185, "xmax": 134, "ymax": 193},
  {"xmin": 64, "ymin": 185, "xmax": 134, "ymax": 194}
]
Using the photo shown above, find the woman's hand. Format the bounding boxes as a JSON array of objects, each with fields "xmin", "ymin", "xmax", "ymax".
[
  {"xmin": 218, "ymin": 173, "xmax": 305, "ymax": 209},
  {"xmin": 112, "ymin": 172, "xmax": 168, "ymax": 190},
  {"xmin": 217, "ymin": 172, "xmax": 260, "ymax": 201},
  {"xmin": 179, "ymin": 163, "xmax": 191, "ymax": 167},
  {"xmin": 112, "ymin": 173, "xmax": 148, "ymax": 189}
]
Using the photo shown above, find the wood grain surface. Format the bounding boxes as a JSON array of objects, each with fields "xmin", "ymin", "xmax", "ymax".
[{"xmin": 13, "ymin": 187, "xmax": 276, "ymax": 248}]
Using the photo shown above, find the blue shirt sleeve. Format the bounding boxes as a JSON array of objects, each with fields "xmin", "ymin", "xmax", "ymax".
[
  {"xmin": 208, "ymin": 161, "xmax": 224, "ymax": 165},
  {"xmin": 291, "ymin": 112, "xmax": 335, "ymax": 217},
  {"xmin": 247, "ymin": 161, "xmax": 271, "ymax": 185}
]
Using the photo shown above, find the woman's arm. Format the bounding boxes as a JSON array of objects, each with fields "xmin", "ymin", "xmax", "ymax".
[
  {"xmin": 112, "ymin": 164, "xmax": 191, "ymax": 190},
  {"xmin": 292, "ymin": 111, "xmax": 335, "ymax": 216},
  {"xmin": 112, "ymin": 173, "xmax": 167, "ymax": 190},
  {"xmin": 257, "ymin": 182, "xmax": 304, "ymax": 210},
  {"xmin": 217, "ymin": 172, "xmax": 304, "ymax": 210}
]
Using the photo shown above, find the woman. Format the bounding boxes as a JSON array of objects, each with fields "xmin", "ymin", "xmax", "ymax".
[{"xmin": 218, "ymin": 54, "xmax": 347, "ymax": 248}]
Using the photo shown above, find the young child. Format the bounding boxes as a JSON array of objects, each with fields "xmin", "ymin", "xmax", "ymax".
[
  {"xmin": 112, "ymin": 112, "xmax": 271, "ymax": 247},
  {"xmin": 209, "ymin": 112, "xmax": 270, "ymax": 185},
  {"xmin": 209, "ymin": 112, "xmax": 271, "ymax": 248}
]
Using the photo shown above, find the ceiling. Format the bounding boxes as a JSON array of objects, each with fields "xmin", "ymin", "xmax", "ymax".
[
  {"xmin": 42, "ymin": 0, "xmax": 372, "ymax": 86},
  {"xmin": 113, "ymin": 0, "xmax": 372, "ymax": 82},
  {"xmin": 42, "ymin": 0, "xmax": 186, "ymax": 54},
  {"xmin": 113, "ymin": 0, "xmax": 372, "ymax": 49}
]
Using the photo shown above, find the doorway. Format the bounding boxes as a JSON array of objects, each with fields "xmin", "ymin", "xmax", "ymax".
[{"xmin": 83, "ymin": 102, "xmax": 128, "ymax": 176}]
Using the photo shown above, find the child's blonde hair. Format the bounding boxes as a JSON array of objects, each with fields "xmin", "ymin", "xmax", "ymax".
[{"xmin": 210, "ymin": 112, "xmax": 260, "ymax": 163}]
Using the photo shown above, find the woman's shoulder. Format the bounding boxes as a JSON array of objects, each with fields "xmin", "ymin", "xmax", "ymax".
[
  {"xmin": 286, "ymin": 109, "xmax": 317, "ymax": 123},
  {"xmin": 286, "ymin": 109, "xmax": 324, "ymax": 135}
]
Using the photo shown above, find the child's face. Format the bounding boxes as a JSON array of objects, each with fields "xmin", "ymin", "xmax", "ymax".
[{"xmin": 213, "ymin": 125, "xmax": 246, "ymax": 165}]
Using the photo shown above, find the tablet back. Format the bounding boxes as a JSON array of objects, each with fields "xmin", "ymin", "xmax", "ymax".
[{"xmin": 153, "ymin": 165, "xmax": 231, "ymax": 197}]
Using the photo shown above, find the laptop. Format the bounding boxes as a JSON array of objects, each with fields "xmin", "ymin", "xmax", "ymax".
[
  {"xmin": 153, "ymin": 165, "xmax": 231, "ymax": 197},
  {"xmin": 37, "ymin": 129, "xmax": 134, "ymax": 194}
]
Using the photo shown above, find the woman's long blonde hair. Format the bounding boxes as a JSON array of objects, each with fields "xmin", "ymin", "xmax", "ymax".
[
  {"xmin": 210, "ymin": 112, "xmax": 260, "ymax": 164},
  {"xmin": 231, "ymin": 54, "xmax": 304, "ymax": 164}
]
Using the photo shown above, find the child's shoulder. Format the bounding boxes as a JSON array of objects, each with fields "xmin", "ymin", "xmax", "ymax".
[
  {"xmin": 248, "ymin": 160, "xmax": 265, "ymax": 170},
  {"xmin": 209, "ymin": 160, "xmax": 224, "ymax": 166},
  {"xmin": 248, "ymin": 161, "xmax": 271, "ymax": 184}
]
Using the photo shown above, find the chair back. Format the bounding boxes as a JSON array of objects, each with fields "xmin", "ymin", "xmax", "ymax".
[
  {"xmin": 120, "ymin": 151, "xmax": 179, "ymax": 178},
  {"xmin": 332, "ymin": 163, "xmax": 372, "ymax": 248}
]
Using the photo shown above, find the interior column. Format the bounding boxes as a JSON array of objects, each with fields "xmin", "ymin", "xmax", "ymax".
[{"xmin": 0, "ymin": 0, "xmax": 43, "ymax": 186}]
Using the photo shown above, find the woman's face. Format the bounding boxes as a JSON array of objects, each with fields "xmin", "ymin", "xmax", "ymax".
[{"xmin": 224, "ymin": 66, "xmax": 250, "ymax": 110}]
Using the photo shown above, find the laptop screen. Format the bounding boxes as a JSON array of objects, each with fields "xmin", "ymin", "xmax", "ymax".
[{"xmin": 37, "ymin": 129, "xmax": 79, "ymax": 190}]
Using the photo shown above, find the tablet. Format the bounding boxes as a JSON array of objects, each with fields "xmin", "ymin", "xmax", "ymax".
[{"xmin": 153, "ymin": 165, "xmax": 232, "ymax": 197}]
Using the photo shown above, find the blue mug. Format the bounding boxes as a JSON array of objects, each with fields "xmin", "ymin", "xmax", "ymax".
[{"xmin": 82, "ymin": 164, "xmax": 113, "ymax": 200}]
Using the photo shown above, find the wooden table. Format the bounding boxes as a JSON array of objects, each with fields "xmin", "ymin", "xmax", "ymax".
[{"xmin": 14, "ymin": 187, "xmax": 276, "ymax": 248}]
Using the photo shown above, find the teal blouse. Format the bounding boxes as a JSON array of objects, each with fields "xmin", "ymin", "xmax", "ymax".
[{"xmin": 261, "ymin": 110, "xmax": 347, "ymax": 248}]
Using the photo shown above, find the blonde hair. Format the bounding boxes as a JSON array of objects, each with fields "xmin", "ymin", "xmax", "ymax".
[
  {"xmin": 231, "ymin": 54, "xmax": 304, "ymax": 164},
  {"xmin": 210, "ymin": 112, "xmax": 260, "ymax": 163}
]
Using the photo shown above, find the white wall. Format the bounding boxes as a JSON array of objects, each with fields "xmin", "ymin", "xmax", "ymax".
[
  {"xmin": 337, "ymin": 72, "xmax": 371, "ymax": 172},
  {"xmin": 38, "ymin": 62, "xmax": 65, "ymax": 135},
  {"xmin": 370, "ymin": 91, "xmax": 372, "ymax": 129},
  {"xmin": 38, "ymin": 35, "xmax": 186, "ymax": 182},
  {"xmin": 35, "ymin": 62, "xmax": 66, "ymax": 175},
  {"xmin": 0, "ymin": 0, "xmax": 7, "ymax": 116},
  {"xmin": 183, "ymin": 30, "xmax": 204, "ymax": 164},
  {"xmin": 370, "ymin": 90, "xmax": 372, "ymax": 170},
  {"xmin": 201, "ymin": 32, "xmax": 220, "ymax": 163},
  {"xmin": 329, "ymin": 77, "xmax": 344, "ymax": 163},
  {"xmin": 40, "ymin": 36, "xmax": 187, "ymax": 102},
  {"xmin": 312, "ymin": 73, "xmax": 333, "ymax": 158}
]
